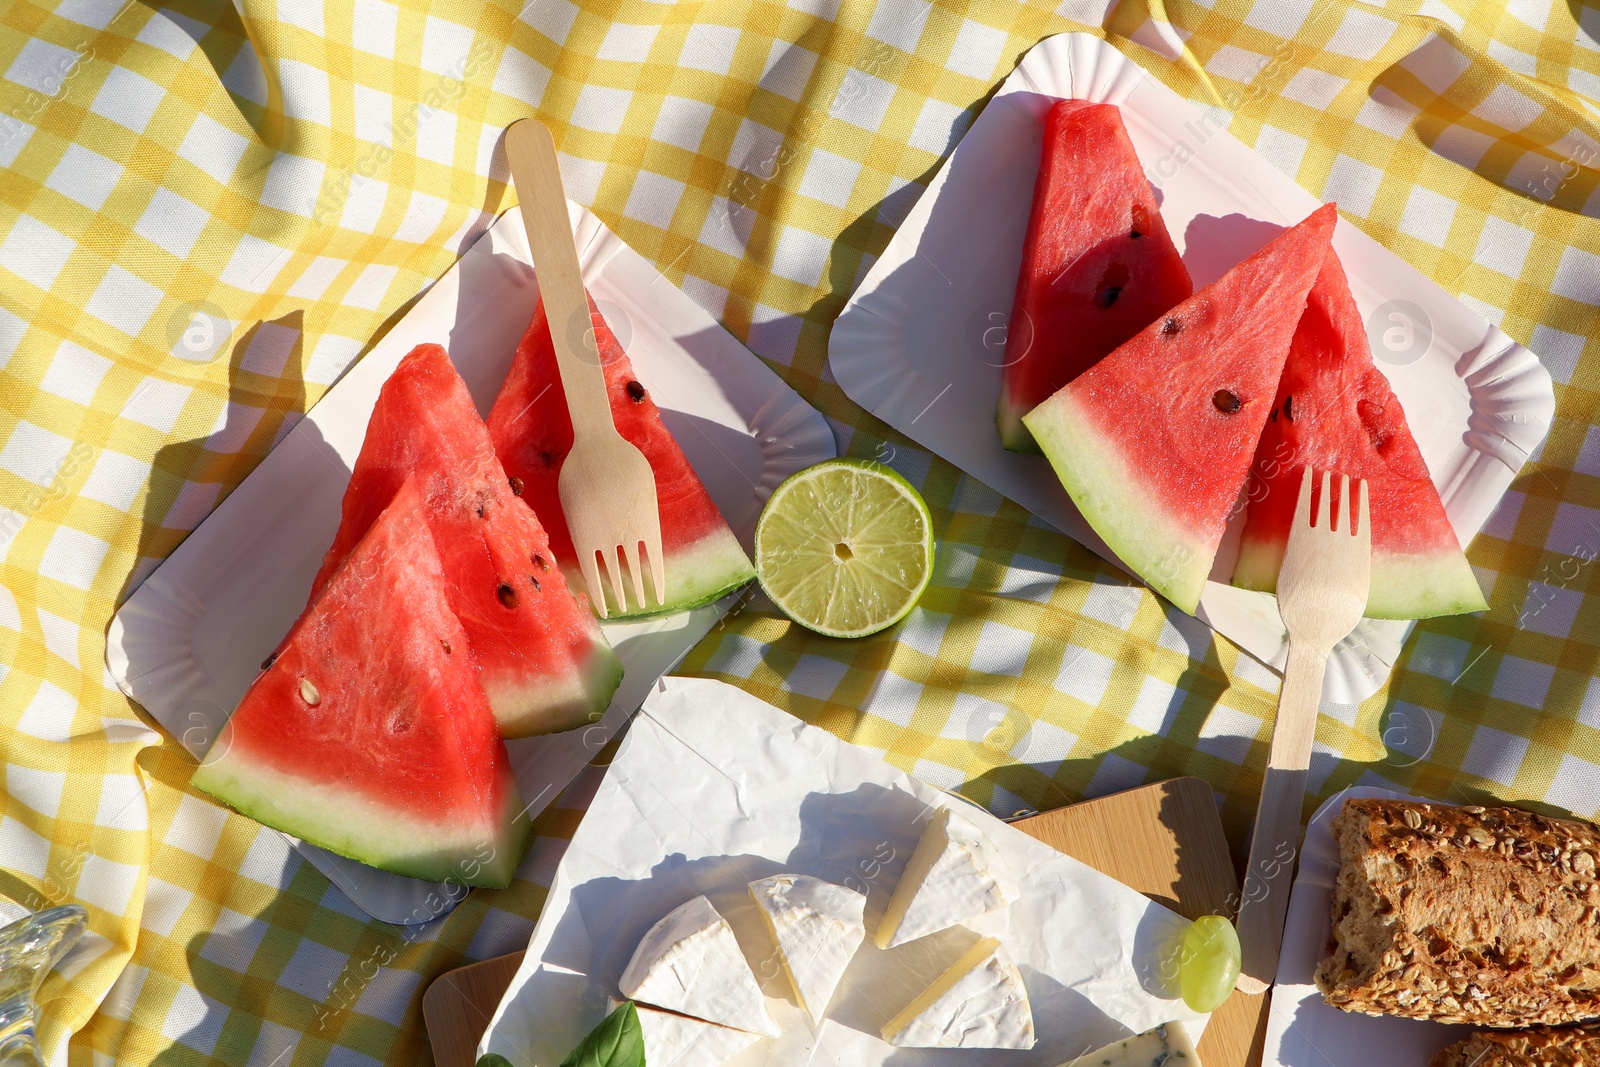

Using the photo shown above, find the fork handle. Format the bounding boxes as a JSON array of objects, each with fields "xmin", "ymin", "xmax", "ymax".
[
  {"xmin": 504, "ymin": 119, "xmax": 616, "ymax": 434},
  {"xmin": 1234, "ymin": 638, "xmax": 1327, "ymax": 995}
]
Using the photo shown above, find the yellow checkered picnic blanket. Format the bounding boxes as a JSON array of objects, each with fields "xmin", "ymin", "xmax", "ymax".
[{"xmin": 1, "ymin": 0, "xmax": 1597, "ymax": 1060}]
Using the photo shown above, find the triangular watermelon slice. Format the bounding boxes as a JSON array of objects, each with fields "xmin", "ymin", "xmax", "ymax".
[
  {"xmin": 1022, "ymin": 203, "xmax": 1338, "ymax": 614},
  {"xmin": 311, "ymin": 344, "xmax": 622, "ymax": 739},
  {"xmin": 997, "ymin": 99, "xmax": 1193, "ymax": 453},
  {"xmin": 1232, "ymin": 249, "xmax": 1487, "ymax": 618},
  {"xmin": 488, "ymin": 294, "xmax": 756, "ymax": 618},
  {"xmin": 194, "ymin": 478, "xmax": 531, "ymax": 887}
]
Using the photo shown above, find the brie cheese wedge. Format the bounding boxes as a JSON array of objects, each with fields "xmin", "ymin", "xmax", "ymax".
[
  {"xmin": 608, "ymin": 999, "xmax": 762, "ymax": 1067},
  {"xmin": 881, "ymin": 936, "xmax": 1035, "ymax": 1048},
  {"xmin": 748, "ymin": 873, "xmax": 867, "ymax": 1024},
  {"xmin": 876, "ymin": 807, "xmax": 1019, "ymax": 949},
  {"xmin": 619, "ymin": 895, "xmax": 780, "ymax": 1037},
  {"xmin": 1058, "ymin": 1021, "xmax": 1201, "ymax": 1066}
]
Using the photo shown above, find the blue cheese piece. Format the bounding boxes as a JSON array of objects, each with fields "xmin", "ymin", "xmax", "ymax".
[{"xmin": 1059, "ymin": 1021, "xmax": 1202, "ymax": 1066}]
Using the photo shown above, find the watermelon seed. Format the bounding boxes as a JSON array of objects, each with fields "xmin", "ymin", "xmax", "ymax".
[
  {"xmin": 299, "ymin": 678, "xmax": 321, "ymax": 706},
  {"xmin": 1284, "ymin": 396, "xmax": 1295, "ymax": 420},
  {"xmin": 625, "ymin": 380, "xmax": 646, "ymax": 403},
  {"xmin": 1130, "ymin": 230, "xmax": 1143, "ymax": 239},
  {"xmin": 441, "ymin": 639, "xmax": 452, "ymax": 655},
  {"xmin": 1162, "ymin": 317, "xmax": 1182, "ymax": 336},
  {"xmin": 532, "ymin": 553, "xmax": 549, "ymax": 571},
  {"xmin": 260, "ymin": 652, "xmax": 277, "ymax": 671},
  {"xmin": 528, "ymin": 574, "xmax": 541, "ymax": 591},
  {"xmin": 1097, "ymin": 286, "xmax": 1122, "ymax": 308},
  {"xmin": 497, "ymin": 582, "xmax": 519, "ymax": 608},
  {"xmin": 509, "ymin": 476, "xmax": 524, "ymax": 496},
  {"xmin": 1213, "ymin": 390, "xmax": 1241, "ymax": 414},
  {"xmin": 476, "ymin": 504, "xmax": 488, "ymax": 519}
]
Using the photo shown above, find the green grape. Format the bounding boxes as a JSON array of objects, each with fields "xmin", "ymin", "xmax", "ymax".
[{"xmin": 1178, "ymin": 914, "xmax": 1242, "ymax": 1012}]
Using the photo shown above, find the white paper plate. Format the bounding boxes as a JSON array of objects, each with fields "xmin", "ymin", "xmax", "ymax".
[
  {"xmin": 1265, "ymin": 787, "xmax": 1471, "ymax": 1066},
  {"xmin": 829, "ymin": 33, "xmax": 1554, "ymax": 702},
  {"xmin": 105, "ymin": 204, "xmax": 836, "ymax": 924},
  {"xmin": 480, "ymin": 677, "xmax": 1210, "ymax": 1066}
]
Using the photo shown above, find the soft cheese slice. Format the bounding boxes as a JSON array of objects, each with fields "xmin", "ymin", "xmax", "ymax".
[
  {"xmin": 748, "ymin": 874, "xmax": 867, "ymax": 1024},
  {"xmin": 608, "ymin": 999, "xmax": 762, "ymax": 1067},
  {"xmin": 882, "ymin": 937, "xmax": 1035, "ymax": 1048},
  {"xmin": 876, "ymin": 807, "xmax": 1020, "ymax": 949},
  {"xmin": 619, "ymin": 896, "xmax": 781, "ymax": 1037},
  {"xmin": 1059, "ymin": 1021, "xmax": 1201, "ymax": 1066}
]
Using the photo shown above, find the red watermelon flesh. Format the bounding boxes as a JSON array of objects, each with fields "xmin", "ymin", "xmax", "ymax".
[
  {"xmin": 311, "ymin": 343, "xmax": 622, "ymax": 739},
  {"xmin": 193, "ymin": 478, "xmax": 531, "ymax": 887},
  {"xmin": 487, "ymin": 294, "xmax": 755, "ymax": 618},
  {"xmin": 1022, "ymin": 203, "xmax": 1338, "ymax": 615},
  {"xmin": 1232, "ymin": 249, "xmax": 1486, "ymax": 618},
  {"xmin": 997, "ymin": 99, "xmax": 1193, "ymax": 453}
]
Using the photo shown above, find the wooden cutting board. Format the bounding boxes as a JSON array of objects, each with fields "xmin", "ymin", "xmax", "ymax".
[{"xmin": 424, "ymin": 776, "xmax": 1268, "ymax": 1067}]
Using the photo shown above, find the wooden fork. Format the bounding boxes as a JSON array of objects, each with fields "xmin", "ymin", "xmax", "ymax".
[
  {"xmin": 504, "ymin": 118, "xmax": 665, "ymax": 616},
  {"xmin": 1235, "ymin": 467, "xmax": 1371, "ymax": 995}
]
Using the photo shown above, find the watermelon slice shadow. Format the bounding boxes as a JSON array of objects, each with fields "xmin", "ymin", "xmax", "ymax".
[{"xmin": 1178, "ymin": 213, "xmax": 1299, "ymax": 288}]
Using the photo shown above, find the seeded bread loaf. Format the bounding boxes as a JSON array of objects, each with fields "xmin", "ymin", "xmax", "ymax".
[
  {"xmin": 1317, "ymin": 798, "xmax": 1600, "ymax": 1027},
  {"xmin": 1429, "ymin": 1025, "xmax": 1600, "ymax": 1066}
]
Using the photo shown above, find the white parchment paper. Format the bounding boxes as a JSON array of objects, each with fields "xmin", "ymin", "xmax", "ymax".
[{"xmin": 480, "ymin": 677, "xmax": 1209, "ymax": 1066}]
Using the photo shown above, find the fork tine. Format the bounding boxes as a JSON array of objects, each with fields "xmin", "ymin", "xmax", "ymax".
[
  {"xmin": 581, "ymin": 549, "xmax": 610, "ymax": 620},
  {"xmin": 623, "ymin": 540, "xmax": 648, "ymax": 615},
  {"xmin": 1315, "ymin": 469, "xmax": 1332, "ymax": 530},
  {"xmin": 1337, "ymin": 473, "xmax": 1351, "ymax": 534},
  {"xmin": 1357, "ymin": 478, "xmax": 1371, "ymax": 547},
  {"xmin": 606, "ymin": 545, "xmax": 631, "ymax": 615},
  {"xmin": 648, "ymin": 537, "xmax": 666, "ymax": 608},
  {"xmin": 1293, "ymin": 466, "xmax": 1314, "ymax": 530}
]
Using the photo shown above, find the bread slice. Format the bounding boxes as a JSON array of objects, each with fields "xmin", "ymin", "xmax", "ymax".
[
  {"xmin": 1429, "ymin": 1025, "xmax": 1600, "ymax": 1066},
  {"xmin": 1318, "ymin": 799, "xmax": 1600, "ymax": 1027}
]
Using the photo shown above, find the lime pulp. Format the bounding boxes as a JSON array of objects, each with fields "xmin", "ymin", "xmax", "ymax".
[{"xmin": 753, "ymin": 459, "xmax": 934, "ymax": 639}]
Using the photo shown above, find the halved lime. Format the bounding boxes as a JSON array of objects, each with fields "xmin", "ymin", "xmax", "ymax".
[{"xmin": 754, "ymin": 459, "xmax": 934, "ymax": 638}]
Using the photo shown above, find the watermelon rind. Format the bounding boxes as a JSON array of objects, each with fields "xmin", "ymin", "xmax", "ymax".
[
  {"xmin": 1234, "ymin": 523, "xmax": 1487, "ymax": 620},
  {"xmin": 997, "ymin": 401, "xmax": 1039, "ymax": 455},
  {"xmin": 586, "ymin": 529, "xmax": 755, "ymax": 619},
  {"xmin": 483, "ymin": 645, "xmax": 624, "ymax": 735},
  {"xmin": 193, "ymin": 478, "xmax": 532, "ymax": 888},
  {"xmin": 192, "ymin": 751, "xmax": 530, "ymax": 887},
  {"xmin": 489, "ymin": 296, "xmax": 756, "ymax": 622},
  {"xmin": 1024, "ymin": 390, "xmax": 1214, "ymax": 614},
  {"xmin": 997, "ymin": 99, "xmax": 1193, "ymax": 455},
  {"xmin": 1229, "ymin": 248, "xmax": 1487, "ymax": 621}
]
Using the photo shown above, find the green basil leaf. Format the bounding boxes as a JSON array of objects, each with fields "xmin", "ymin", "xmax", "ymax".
[
  {"xmin": 559, "ymin": 1000, "xmax": 645, "ymax": 1067},
  {"xmin": 475, "ymin": 1056, "xmax": 516, "ymax": 1067}
]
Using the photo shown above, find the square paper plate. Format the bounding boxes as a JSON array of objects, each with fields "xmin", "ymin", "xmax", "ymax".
[
  {"xmin": 106, "ymin": 203, "xmax": 835, "ymax": 923},
  {"xmin": 829, "ymin": 33, "xmax": 1554, "ymax": 702},
  {"xmin": 479, "ymin": 677, "xmax": 1210, "ymax": 1066},
  {"xmin": 1265, "ymin": 787, "xmax": 1472, "ymax": 1065}
]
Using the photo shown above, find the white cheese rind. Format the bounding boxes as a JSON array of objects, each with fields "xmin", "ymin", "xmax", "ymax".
[
  {"xmin": 608, "ymin": 999, "xmax": 762, "ymax": 1067},
  {"xmin": 1058, "ymin": 1021, "xmax": 1201, "ymax": 1066},
  {"xmin": 619, "ymin": 895, "xmax": 780, "ymax": 1037},
  {"xmin": 876, "ymin": 807, "xmax": 1020, "ymax": 949},
  {"xmin": 748, "ymin": 873, "xmax": 867, "ymax": 1024},
  {"xmin": 881, "ymin": 937, "xmax": 1035, "ymax": 1049}
]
